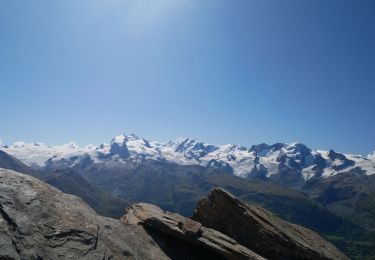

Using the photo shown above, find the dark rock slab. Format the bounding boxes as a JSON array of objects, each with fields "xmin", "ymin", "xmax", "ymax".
[
  {"xmin": 122, "ymin": 203, "xmax": 265, "ymax": 260},
  {"xmin": 192, "ymin": 188, "xmax": 349, "ymax": 260}
]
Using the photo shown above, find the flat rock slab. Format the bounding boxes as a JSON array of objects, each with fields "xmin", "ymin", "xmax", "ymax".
[{"xmin": 179, "ymin": 218, "xmax": 202, "ymax": 235}]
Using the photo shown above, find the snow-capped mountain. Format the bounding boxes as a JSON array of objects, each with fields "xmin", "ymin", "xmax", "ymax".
[
  {"xmin": 1, "ymin": 134, "xmax": 374, "ymax": 182},
  {"xmin": 0, "ymin": 141, "xmax": 94, "ymax": 167},
  {"xmin": 368, "ymin": 151, "xmax": 375, "ymax": 161}
]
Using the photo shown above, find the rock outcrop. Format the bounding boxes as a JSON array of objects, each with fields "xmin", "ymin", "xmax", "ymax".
[
  {"xmin": 192, "ymin": 188, "xmax": 348, "ymax": 260},
  {"xmin": 0, "ymin": 167, "xmax": 349, "ymax": 260},
  {"xmin": 0, "ymin": 168, "xmax": 169, "ymax": 260},
  {"xmin": 122, "ymin": 203, "xmax": 265, "ymax": 260}
]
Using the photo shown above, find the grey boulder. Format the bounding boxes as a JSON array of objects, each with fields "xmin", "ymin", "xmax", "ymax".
[{"xmin": 0, "ymin": 168, "xmax": 169, "ymax": 260}]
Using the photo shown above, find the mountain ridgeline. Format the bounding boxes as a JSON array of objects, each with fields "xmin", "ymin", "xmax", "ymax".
[
  {"xmin": 1, "ymin": 134, "xmax": 375, "ymax": 259},
  {"xmin": 2, "ymin": 135, "xmax": 374, "ymax": 183}
]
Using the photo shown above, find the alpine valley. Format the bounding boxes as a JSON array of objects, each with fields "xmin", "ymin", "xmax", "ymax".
[{"xmin": 1, "ymin": 134, "xmax": 375, "ymax": 259}]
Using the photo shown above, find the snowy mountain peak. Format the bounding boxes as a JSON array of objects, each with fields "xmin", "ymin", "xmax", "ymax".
[
  {"xmin": 283, "ymin": 143, "xmax": 312, "ymax": 158},
  {"xmin": 84, "ymin": 144, "xmax": 96, "ymax": 150},
  {"xmin": 285, "ymin": 142, "xmax": 310, "ymax": 152},
  {"xmin": 250, "ymin": 143, "xmax": 285, "ymax": 156},
  {"xmin": 12, "ymin": 141, "xmax": 27, "ymax": 148},
  {"xmin": 108, "ymin": 135, "xmax": 130, "ymax": 158},
  {"xmin": 171, "ymin": 137, "xmax": 196, "ymax": 147},
  {"xmin": 221, "ymin": 144, "xmax": 246, "ymax": 153},
  {"xmin": 112, "ymin": 133, "xmax": 149, "ymax": 143},
  {"xmin": 128, "ymin": 133, "xmax": 142, "ymax": 139},
  {"xmin": 1, "ymin": 134, "xmax": 374, "ymax": 181},
  {"xmin": 112, "ymin": 134, "xmax": 151, "ymax": 148},
  {"xmin": 1, "ymin": 141, "xmax": 93, "ymax": 167},
  {"xmin": 112, "ymin": 134, "xmax": 127, "ymax": 144},
  {"xmin": 328, "ymin": 149, "xmax": 345, "ymax": 160},
  {"xmin": 174, "ymin": 137, "xmax": 200, "ymax": 151},
  {"xmin": 62, "ymin": 142, "xmax": 80, "ymax": 150},
  {"xmin": 171, "ymin": 137, "xmax": 219, "ymax": 159}
]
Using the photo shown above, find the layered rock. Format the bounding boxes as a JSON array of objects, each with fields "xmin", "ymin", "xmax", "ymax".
[
  {"xmin": 192, "ymin": 188, "xmax": 348, "ymax": 260},
  {"xmin": 121, "ymin": 203, "xmax": 265, "ymax": 260}
]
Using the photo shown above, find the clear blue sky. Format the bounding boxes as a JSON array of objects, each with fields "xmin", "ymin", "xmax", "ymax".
[{"xmin": 0, "ymin": 0, "xmax": 374, "ymax": 154}]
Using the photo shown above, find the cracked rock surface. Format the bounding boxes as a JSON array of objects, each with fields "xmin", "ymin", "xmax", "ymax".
[{"xmin": 0, "ymin": 168, "xmax": 169, "ymax": 260}]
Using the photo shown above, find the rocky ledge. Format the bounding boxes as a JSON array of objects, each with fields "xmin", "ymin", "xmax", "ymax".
[{"xmin": 0, "ymin": 168, "xmax": 348, "ymax": 259}]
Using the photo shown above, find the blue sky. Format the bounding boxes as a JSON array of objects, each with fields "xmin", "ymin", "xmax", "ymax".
[{"xmin": 0, "ymin": 0, "xmax": 374, "ymax": 154}]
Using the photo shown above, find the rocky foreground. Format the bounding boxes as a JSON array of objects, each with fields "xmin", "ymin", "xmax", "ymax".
[{"xmin": 0, "ymin": 168, "xmax": 347, "ymax": 259}]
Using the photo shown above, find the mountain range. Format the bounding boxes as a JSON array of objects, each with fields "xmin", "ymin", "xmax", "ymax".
[
  {"xmin": 1, "ymin": 134, "xmax": 375, "ymax": 259},
  {"xmin": 2, "ymin": 134, "xmax": 374, "ymax": 186}
]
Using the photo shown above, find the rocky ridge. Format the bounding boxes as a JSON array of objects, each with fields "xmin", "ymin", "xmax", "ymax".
[
  {"xmin": 122, "ymin": 203, "xmax": 265, "ymax": 260},
  {"xmin": 0, "ymin": 167, "xmax": 348, "ymax": 260},
  {"xmin": 192, "ymin": 188, "xmax": 348, "ymax": 260}
]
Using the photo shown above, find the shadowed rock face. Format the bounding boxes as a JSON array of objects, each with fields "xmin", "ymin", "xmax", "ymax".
[
  {"xmin": 192, "ymin": 188, "xmax": 349, "ymax": 260},
  {"xmin": 0, "ymin": 168, "xmax": 169, "ymax": 260},
  {"xmin": 121, "ymin": 203, "xmax": 265, "ymax": 260}
]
